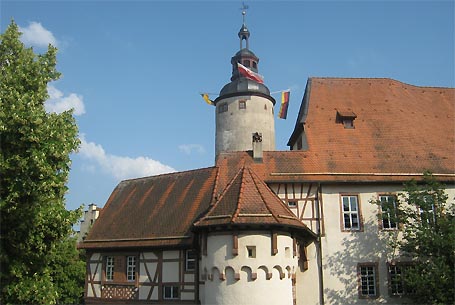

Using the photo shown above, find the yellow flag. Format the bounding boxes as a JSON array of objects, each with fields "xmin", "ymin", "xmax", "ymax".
[{"xmin": 201, "ymin": 93, "xmax": 214, "ymax": 106}]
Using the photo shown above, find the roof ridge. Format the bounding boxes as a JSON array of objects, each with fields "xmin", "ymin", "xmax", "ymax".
[
  {"xmin": 231, "ymin": 166, "xmax": 247, "ymax": 223},
  {"xmin": 209, "ymin": 167, "xmax": 221, "ymax": 206},
  {"xmin": 246, "ymin": 167, "xmax": 280, "ymax": 223},
  {"xmin": 196, "ymin": 166, "xmax": 244, "ymax": 224},
  {"xmin": 309, "ymin": 77, "xmax": 455, "ymax": 89},
  {"xmin": 119, "ymin": 166, "xmax": 216, "ymax": 183}
]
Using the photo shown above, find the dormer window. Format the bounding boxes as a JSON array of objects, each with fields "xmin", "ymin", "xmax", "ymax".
[{"xmin": 336, "ymin": 110, "xmax": 357, "ymax": 129}]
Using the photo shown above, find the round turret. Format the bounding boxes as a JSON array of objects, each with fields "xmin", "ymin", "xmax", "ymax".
[{"xmin": 200, "ymin": 231, "xmax": 298, "ymax": 305}]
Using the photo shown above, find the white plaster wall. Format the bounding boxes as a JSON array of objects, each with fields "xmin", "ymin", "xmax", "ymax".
[
  {"xmin": 271, "ymin": 182, "xmax": 455, "ymax": 305},
  {"xmin": 202, "ymin": 232, "xmax": 297, "ymax": 305},
  {"xmin": 139, "ymin": 262, "xmax": 157, "ymax": 283},
  {"xmin": 142, "ymin": 251, "xmax": 158, "ymax": 259},
  {"xmin": 295, "ymin": 243, "xmax": 319, "ymax": 305},
  {"xmin": 138, "ymin": 286, "xmax": 151, "ymax": 300},
  {"xmin": 215, "ymin": 95, "xmax": 275, "ymax": 155},
  {"xmin": 163, "ymin": 250, "xmax": 179, "ymax": 260},
  {"xmin": 162, "ymin": 261, "xmax": 179, "ymax": 282},
  {"xmin": 86, "ymin": 284, "xmax": 101, "ymax": 298},
  {"xmin": 181, "ymin": 292, "xmax": 195, "ymax": 301}
]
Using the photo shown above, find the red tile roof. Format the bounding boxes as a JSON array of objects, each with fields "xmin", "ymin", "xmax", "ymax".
[
  {"xmin": 194, "ymin": 166, "xmax": 313, "ymax": 237},
  {"xmin": 80, "ymin": 167, "xmax": 218, "ymax": 249},
  {"xmin": 80, "ymin": 78, "xmax": 454, "ymax": 250},
  {"xmin": 286, "ymin": 78, "xmax": 454, "ymax": 179}
]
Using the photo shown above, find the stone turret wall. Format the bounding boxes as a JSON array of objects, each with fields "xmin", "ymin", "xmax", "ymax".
[
  {"xmin": 200, "ymin": 232, "xmax": 297, "ymax": 305},
  {"xmin": 215, "ymin": 95, "xmax": 275, "ymax": 156}
]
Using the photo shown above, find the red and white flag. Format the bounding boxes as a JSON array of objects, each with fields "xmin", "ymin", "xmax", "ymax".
[{"xmin": 237, "ymin": 63, "xmax": 264, "ymax": 84}]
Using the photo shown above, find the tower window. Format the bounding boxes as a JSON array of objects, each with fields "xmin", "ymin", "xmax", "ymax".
[
  {"xmin": 239, "ymin": 100, "xmax": 246, "ymax": 109},
  {"xmin": 252, "ymin": 62, "xmax": 257, "ymax": 69},
  {"xmin": 218, "ymin": 103, "xmax": 228, "ymax": 113},
  {"xmin": 243, "ymin": 60, "xmax": 250, "ymax": 67},
  {"xmin": 246, "ymin": 246, "xmax": 256, "ymax": 258}
]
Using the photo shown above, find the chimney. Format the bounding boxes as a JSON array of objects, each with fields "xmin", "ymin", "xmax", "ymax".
[{"xmin": 252, "ymin": 132, "xmax": 263, "ymax": 162}]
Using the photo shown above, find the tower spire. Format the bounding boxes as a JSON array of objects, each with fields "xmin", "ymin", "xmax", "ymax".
[
  {"xmin": 238, "ymin": 2, "xmax": 250, "ymax": 50},
  {"xmin": 241, "ymin": 2, "xmax": 248, "ymax": 24}
]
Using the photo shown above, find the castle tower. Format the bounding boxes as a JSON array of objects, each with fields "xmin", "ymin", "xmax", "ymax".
[
  {"xmin": 214, "ymin": 8, "xmax": 276, "ymax": 156},
  {"xmin": 194, "ymin": 166, "xmax": 315, "ymax": 305}
]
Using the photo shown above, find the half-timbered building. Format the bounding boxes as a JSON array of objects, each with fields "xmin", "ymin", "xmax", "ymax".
[{"xmin": 79, "ymin": 10, "xmax": 455, "ymax": 305}]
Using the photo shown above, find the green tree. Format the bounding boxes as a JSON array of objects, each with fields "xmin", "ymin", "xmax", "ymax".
[
  {"xmin": 373, "ymin": 172, "xmax": 455, "ymax": 304},
  {"xmin": 0, "ymin": 21, "xmax": 84, "ymax": 304}
]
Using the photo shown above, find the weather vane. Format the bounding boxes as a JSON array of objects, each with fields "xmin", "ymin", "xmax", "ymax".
[{"xmin": 240, "ymin": 2, "xmax": 249, "ymax": 24}]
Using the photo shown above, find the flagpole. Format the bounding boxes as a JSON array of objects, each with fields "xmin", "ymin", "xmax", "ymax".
[{"xmin": 270, "ymin": 89, "xmax": 290, "ymax": 95}]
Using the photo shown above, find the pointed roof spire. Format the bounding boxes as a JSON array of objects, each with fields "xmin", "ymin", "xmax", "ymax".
[{"xmin": 238, "ymin": 2, "xmax": 250, "ymax": 50}]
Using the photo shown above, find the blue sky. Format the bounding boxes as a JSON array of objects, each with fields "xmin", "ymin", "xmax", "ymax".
[{"xmin": 1, "ymin": 0, "xmax": 454, "ymax": 217}]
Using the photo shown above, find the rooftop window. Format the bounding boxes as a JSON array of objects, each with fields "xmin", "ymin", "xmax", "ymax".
[{"xmin": 336, "ymin": 110, "xmax": 357, "ymax": 129}]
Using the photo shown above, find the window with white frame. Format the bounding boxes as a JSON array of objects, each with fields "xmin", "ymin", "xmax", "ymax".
[
  {"xmin": 419, "ymin": 195, "xmax": 436, "ymax": 226},
  {"xmin": 163, "ymin": 285, "xmax": 179, "ymax": 299},
  {"xmin": 186, "ymin": 250, "xmax": 196, "ymax": 271},
  {"xmin": 389, "ymin": 264, "xmax": 404, "ymax": 296},
  {"xmin": 105, "ymin": 256, "xmax": 114, "ymax": 281},
  {"xmin": 388, "ymin": 262, "xmax": 415, "ymax": 296},
  {"xmin": 126, "ymin": 256, "xmax": 136, "ymax": 281},
  {"xmin": 341, "ymin": 195, "xmax": 361, "ymax": 230},
  {"xmin": 358, "ymin": 263, "xmax": 378, "ymax": 298},
  {"xmin": 380, "ymin": 195, "xmax": 398, "ymax": 229}
]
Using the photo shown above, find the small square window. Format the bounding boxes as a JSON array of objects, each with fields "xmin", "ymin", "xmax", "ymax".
[
  {"xmin": 246, "ymin": 246, "xmax": 256, "ymax": 258},
  {"xmin": 239, "ymin": 100, "xmax": 246, "ymax": 109},
  {"xmin": 186, "ymin": 250, "xmax": 196, "ymax": 271},
  {"xmin": 218, "ymin": 103, "xmax": 228, "ymax": 113},
  {"xmin": 287, "ymin": 200, "xmax": 297, "ymax": 208},
  {"xmin": 343, "ymin": 119, "xmax": 354, "ymax": 129},
  {"xmin": 163, "ymin": 285, "xmax": 179, "ymax": 300}
]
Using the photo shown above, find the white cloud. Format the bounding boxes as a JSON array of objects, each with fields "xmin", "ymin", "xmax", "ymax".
[
  {"xmin": 79, "ymin": 135, "xmax": 175, "ymax": 180},
  {"xmin": 19, "ymin": 22, "xmax": 58, "ymax": 47},
  {"xmin": 45, "ymin": 85, "xmax": 86, "ymax": 116},
  {"xmin": 178, "ymin": 144, "xmax": 206, "ymax": 155}
]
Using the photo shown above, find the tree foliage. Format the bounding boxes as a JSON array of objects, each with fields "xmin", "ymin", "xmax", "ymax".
[
  {"xmin": 374, "ymin": 172, "xmax": 455, "ymax": 304},
  {"xmin": 0, "ymin": 21, "xmax": 84, "ymax": 304}
]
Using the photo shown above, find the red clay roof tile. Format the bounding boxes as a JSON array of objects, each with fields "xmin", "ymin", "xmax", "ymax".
[{"xmin": 80, "ymin": 167, "xmax": 218, "ymax": 249}]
